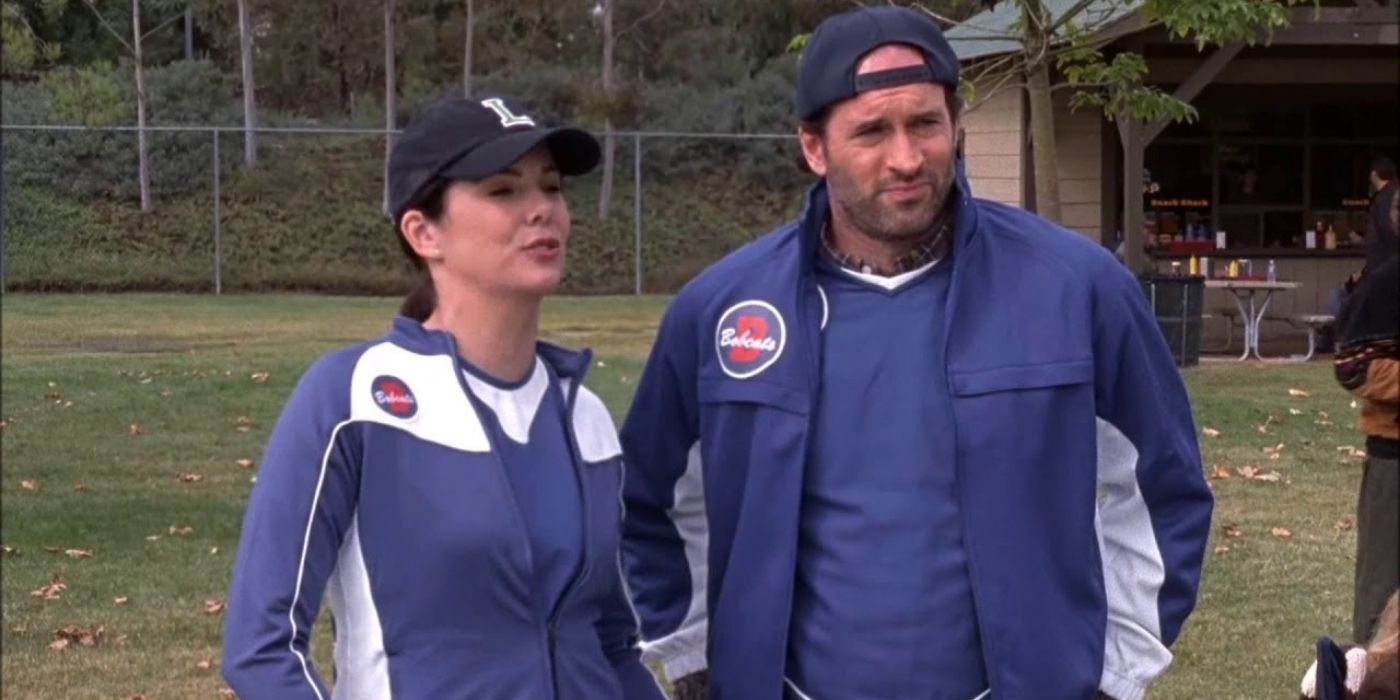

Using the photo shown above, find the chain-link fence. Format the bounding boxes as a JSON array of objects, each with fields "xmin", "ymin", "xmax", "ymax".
[{"xmin": 0, "ymin": 124, "xmax": 815, "ymax": 296}]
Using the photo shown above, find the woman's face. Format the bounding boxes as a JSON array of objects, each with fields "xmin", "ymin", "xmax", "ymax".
[{"xmin": 426, "ymin": 146, "xmax": 572, "ymax": 299}]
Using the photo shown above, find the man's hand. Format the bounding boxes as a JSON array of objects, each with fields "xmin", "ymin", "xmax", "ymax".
[{"xmin": 671, "ymin": 670, "xmax": 709, "ymax": 700}]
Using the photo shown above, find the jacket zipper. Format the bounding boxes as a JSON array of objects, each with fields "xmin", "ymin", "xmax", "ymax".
[{"xmin": 546, "ymin": 359, "xmax": 596, "ymax": 698}]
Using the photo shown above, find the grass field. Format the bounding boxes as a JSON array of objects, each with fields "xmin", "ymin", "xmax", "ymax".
[{"xmin": 1, "ymin": 294, "xmax": 1370, "ymax": 698}]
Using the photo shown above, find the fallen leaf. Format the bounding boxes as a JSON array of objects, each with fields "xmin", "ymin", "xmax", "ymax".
[
  {"xmin": 1256, "ymin": 415, "xmax": 1279, "ymax": 434},
  {"xmin": 168, "ymin": 525, "xmax": 194, "ymax": 537},
  {"xmin": 204, "ymin": 599, "xmax": 225, "ymax": 615},
  {"xmin": 44, "ymin": 546, "xmax": 59, "ymax": 553},
  {"xmin": 159, "ymin": 389, "xmax": 172, "ymax": 398},
  {"xmin": 1, "ymin": 545, "xmax": 17, "ymax": 556},
  {"xmin": 73, "ymin": 482, "xmax": 87, "ymax": 492},
  {"xmin": 47, "ymin": 381, "xmax": 56, "ymax": 387},
  {"xmin": 114, "ymin": 596, "xmax": 130, "ymax": 606},
  {"xmin": 48, "ymin": 638, "xmax": 70, "ymax": 652},
  {"xmin": 1336, "ymin": 518, "xmax": 1355, "ymax": 531},
  {"xmin": 1236, "ymin": 466, "xmax": 1260, "ymax": 479},
  {"xmin": 220, "ymin": 688, "xmax": 237, "ymax": 699},
  {"xmin": 176, "ymin": 473, "xmax": 204, "ymax": 484},
  {"xmin": 250, "ymin": 372, "xmax": 270, "ymax": 384},
  {"xmin": 30, "ymin": 574, "xmax": 66, "ymax": 600},
  {"xmin": 61, "ymin": 400, "xmax": 73, "ymax": 408},
  {"xmin": 1350, "ymin": 400, "xmax": 1358, "ymax": 409},
  {"xmin": 1223, "ymin": 524, "xmax": 1243, "ymax": 538},
  {"xmin": 1271, "ymin": 527, "xmax": 1293, "ymax": 538},
  {"xmin": 1337, "ymin": 446, "xmax": 1367, "ymax": 459},
  {"xmin": 1213, "ymin": 544, "xmax": 1230, "ymax": 555},
  {"xmin": 1210, "ymin": 464, "xmax": 1232, "ymax": 480},
  {"xmin": 1288, "ymin": 388, "xmax": 1310, "ymax": 397},
  {"xmin": 145, "ymin": 535, "xmax": 162, "ymax": 542},
  {"xmin": 64, "ymin": 549, "xmax": 94, "ymax": 560},
  {"xmin": 1253, "ymin": 471, "xmax": 1282, "ymax": 482},
  {"xmin": 127, "ymin": 695, "xmax": 147, "ymax": 700},
  {"xmin": 1319, "ymin": 411, "xmax": 1330, "ymax": 419},
  {"xmin": 55, "ymin": 624, "xmax": 105, "ymax": 647},
  {"xmin": 1289, "ymin": 408, "xmax": 1303, "ymax": 415},
  {"xmin": 235, "ymin": 459, "xmax": 254, "ymax": 469},
  {"xmin": 1201, "ymin": 427, "xmax": 1222, "ymax": 438},
  {"xmin": 140, "ymin": 377, "xmax": 153, "ymax": 385},
  {"xmin": 128, "ymin": 423, "xmax": 144, "ymax": 436},
  {"xmin": 196, "ymin": 658, "xmax": 215, "ymax": 670},
  {"xmin": 20, "ymin": 480, "xmax": 38, "ymax": 492},
  {"xmin": 210, "ymin": 547, "xmax": 220, "ymax": 555}
]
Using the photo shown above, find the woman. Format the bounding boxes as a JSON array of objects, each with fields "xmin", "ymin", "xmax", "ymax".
[{"xmin": 222, "ymin": 94, "xmax": 664, "ymax": 700}]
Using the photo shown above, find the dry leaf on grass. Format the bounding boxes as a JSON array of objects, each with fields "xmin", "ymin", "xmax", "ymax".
[
  {"xmin": 114, "ymin": 596, "xmax": 130, "ymax": 606},
  {"xmin": 1252, "ymin": 472, "xmax": 1282, "ymax": 482},
  {"xmin": 250, "ymin": 372, "xmax": 270, "ymax": 384},
  {"xmin": 1202, "ymin": 427, "xmax": 1221, "ymax": 438},
  {"xmin": 1236, "ymin": 466, "xmax": 1260, "ymax": 479},
  {"xmin": 1, "ymin": 545, "xmax": 17, "ymax": 556},
  {"xmin": 73, "ymin": 482, "xmax": 87, "ymax": 492},
  {"xmin": 1213, "ymin": 545, "xmax": 1230, "ymax": 555},
  {"xmin": 204, "ymin": 599, "xmax": 225, "ymax": 615},
  {"xmin": 1210, "ymin": 464, "xmax": 1232, "ymax": 480},
  {"xmin": 196, "ymin": 658, "xmax": 215, "ymax": 671},
  {"xmin": 176, "ymin": 473, "xmax": 204, "ymax": 484},
  {"xmin": 128, "ymin": 424, "xmax": 144, "ymax": 436},
  {"xmin": 1337, "ymin": 446, "xmax": 1367, "ymax": 459},
  {"xmin": 31, "ymin": 574, "xmax": 66, "ymax": 600},
  {"xmin": 220, "ymin": 688, "xmax": 237, "ymax": 699},
  {"xmin": 145, "ymin": 535, "xmax": 161, "ymax": 542},
  {"xmin": 64, "ymin": 549, "xmax": 94, "ymax": 560},
  {"xmin": 1288, "ymin": 388, "xmax": 1311, "ymax": 397},
  {"xmin": 20, "ymin": 480, "xmax": 38, "ymax": 492},
  {"xmin": 1271, "ymin": 527, "xmax": 1293, "ymax": 538},
  {"xmin": 140, "ymin": 377, "xmax": 153, "ymax": 385},
  {"xmin": 210, "ymin": 547, "xmax": 220, "ymax": 555},
  {"xmin": 55, "ymin": 624, "xmax": 104, "ymax": 647},
  {"xmin": 236, "ymin": 458, "xmax": 254, "ymax": 469},
  {"xmin": 168, "ymin": 525, "xmax": 194, "ymax": 537},
  {"xmin": 49, "ymin": 638, "xmax": 70, "ymax": 652},
  {"xmin": 1256, "ymin": 415, "xmax": 1279, "ymax": 434},
  {"xmin": 1336, "ymin": 518, "xmax": 1356, "ymax": 531},
  {"xmin": 1289, "ymin": 408, "xmax": 1304, "ymax": 415},
  {"xmin": 1223, "ymin": 524, "xmax": 1243, "ymax": 538}
]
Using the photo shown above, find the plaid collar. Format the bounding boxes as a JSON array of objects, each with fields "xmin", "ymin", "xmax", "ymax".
[{"xmin": 821, "ymin": 208, "xmax": 953, "ymax": 276}]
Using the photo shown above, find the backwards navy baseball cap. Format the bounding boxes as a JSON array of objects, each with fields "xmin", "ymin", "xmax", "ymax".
[
  {"xmin": 796, "ymin": 6, "xmax": 960, "ymax": 122},
  {"xmin": 388, "ymin": 94, "xmax": 600, "ymax": 224}
]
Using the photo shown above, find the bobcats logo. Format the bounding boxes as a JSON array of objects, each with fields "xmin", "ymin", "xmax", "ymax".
[
  {"xmin": 716, "ymin": 301, "xmax": 785, "ymax": 379},
  {"xmin": 371, "ymin": 375, "xmax": 418, "ymax": 418}
]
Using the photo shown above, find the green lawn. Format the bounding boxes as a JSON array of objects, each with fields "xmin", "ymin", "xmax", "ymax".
[{"xmin": 1, "ymin": 294, "xmax": 1368, "ymax": 698}]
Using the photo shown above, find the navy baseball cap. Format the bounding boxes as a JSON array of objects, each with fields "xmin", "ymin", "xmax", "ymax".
[
  {"xmin": 796, "ymin": 6, "xmax": 960, "ymax": 122},
  {"xmin": 387, "ymin": 94, "xmax": 601, "ymax": 224}
]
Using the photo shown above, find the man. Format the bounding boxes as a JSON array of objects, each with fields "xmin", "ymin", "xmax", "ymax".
[
  {"xmin": 1366, "ymin": 156, "xmax": 1399, "ymax": 275},
  {"xmin": 1334, "ymin": 252, "xmax": 1398, "ymax": 645},
  {"xmin": 619, "ymin": 7, "xmax": 1213, "ymax": 700}
]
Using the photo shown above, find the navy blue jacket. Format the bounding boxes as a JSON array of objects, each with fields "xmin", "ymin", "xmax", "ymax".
[
  {"xmin": 619, "ymin": 173, "xmax": 1213, "ymax": 700},
  {"xmin": 223, "ymin": 317, "xmax": 663, "ymax": 699}
]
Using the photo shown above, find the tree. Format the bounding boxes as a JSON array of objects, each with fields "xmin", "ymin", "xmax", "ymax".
[
  {"xmin": 235, "ymin": 0, "xmax": 256, "ymax": 166},
  {"xmin": 463, "ymin": 0, "xmax": 472, "ymax": 95},
  {"xmin": 383, "ymin": 0, "xmax": 397, "ymax": 214},
  {"xmin": 934, "ymin": 0, "xmax": 1304, "ymax": 270},
  {"xmin": 2, "ymin": 0, "xmax": 65, "ymax": 75},
  {"xmin": 593, "ymin": 0, "xmax": 667, "ymax": 220}
]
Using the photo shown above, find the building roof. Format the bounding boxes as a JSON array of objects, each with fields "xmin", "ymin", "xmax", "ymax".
[{"xmin": 945, "ymin": 0, "xmax": 1143, "ymax": 61}]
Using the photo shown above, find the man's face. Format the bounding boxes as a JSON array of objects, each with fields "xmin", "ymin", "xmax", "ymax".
[{"xmin": 799, "ymin": 44, "xmax": 958, "ymax": 244}]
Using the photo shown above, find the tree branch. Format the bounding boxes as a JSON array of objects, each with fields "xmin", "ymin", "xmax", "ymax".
[
  {"xmin": 1047, "ymin": 0, "xmax": 1104, "ymax": 34},
  {"xmin": 140, "ymin": 10, "xmax": 185, "ymax": 42},
  {"xmin": 616, "ymin": 0, "xmax": 669, "ymax": 40},
  {"xmin": 82, "ymin": 0, "xmax": 134, "ymax": 53},
  {"xmin": 917, "ymin": 4, "xmax": 1018, "ymax": 38}
]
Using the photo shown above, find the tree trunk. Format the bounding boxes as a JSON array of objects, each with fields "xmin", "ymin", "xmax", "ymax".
[
  {"xmin": 1121, "ymin": 118, "xmax": 1148, "ymax": 272},
  {"xmin": 383, "ymin": 0, "xmax": 397, "ymax": 215},
  {"xmin": 237, "ymin": 0, "xmax": 258, "ymax": 167},
  {"xmin": 133, "ymin": 0, "xmax": 151, "ymax": 213},
  {"xmin": 463, "ymin": 0, "xmax": 473, "ymax": 96},
  {"xmin": 1025, "ymin": 60, "xmax": 1061, "ymax": 223},
  {"xmin": 183, "ymin": 4, "xmax": 194, "ymax": 60},
  {"xmin": 1020, "ymin": 0, "xmax": 1061, "ymax": 224},
  {"xmin": 597, "ymin": 0, "xmax": 615, "ymax": 221}
]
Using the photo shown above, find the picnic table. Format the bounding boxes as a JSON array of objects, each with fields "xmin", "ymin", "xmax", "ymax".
[{"xmin": 1205, "ymin": 279, "xmax": 1302, "ymax": 361}]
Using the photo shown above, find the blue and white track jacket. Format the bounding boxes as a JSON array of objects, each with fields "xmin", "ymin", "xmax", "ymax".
[
  {"xmin": 619, "ymin": 172, "xmax": 1214, "ymax": 700},
  {"xmin": 223, "ymin": 317, "xmax": 663, "ymax": 700}
]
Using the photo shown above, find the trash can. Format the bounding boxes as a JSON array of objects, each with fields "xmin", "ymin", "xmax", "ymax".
[{"xmin": 1139, "ymin": 274, "xmax": 1204, "ymax": 368}]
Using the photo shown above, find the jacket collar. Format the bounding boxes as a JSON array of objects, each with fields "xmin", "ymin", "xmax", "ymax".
[{"xmin": 388, "ymin": 315, "xmax": 593, "ymax": 384}]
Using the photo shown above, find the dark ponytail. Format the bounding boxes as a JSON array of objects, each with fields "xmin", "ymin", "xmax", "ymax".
[{"xmin": 395, "ymin": 178, "xmax": 451, "ymax": 322}]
